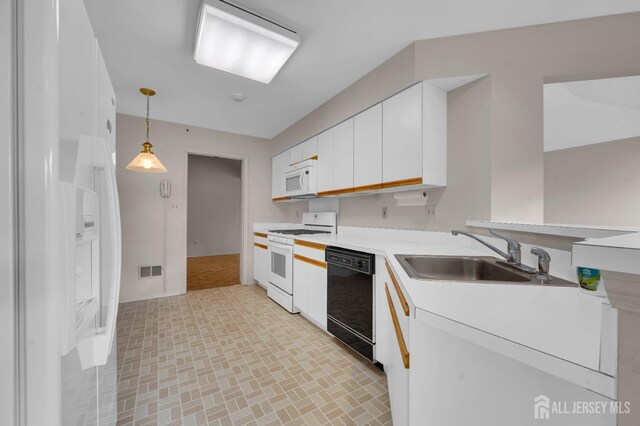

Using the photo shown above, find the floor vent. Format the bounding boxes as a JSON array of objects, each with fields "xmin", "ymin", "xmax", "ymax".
[{"xmin": 139, "ymin": 265, "xmax": 163, "ymax": 279}]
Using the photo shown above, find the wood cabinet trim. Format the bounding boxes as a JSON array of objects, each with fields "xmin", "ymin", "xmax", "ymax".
[
  {"xmin": 318, "ymin": 187, "xmax": 354, "ymax": 197},
  {"xmin": 352, "ymin": 183, "xmax": 384, "ymax": 193},
  {"xmin": 272, "ymin": 196, "xmax": 290, "ymax": 202},
  {"xmin": 382, "ymin": 177, "xmax": 423, "ymax": 189},
  {"xmin": 294, "ymin": 239, "xmax": 327, "ymax": 251},
  {"xmin": 385, "ymin": 259, "xmax": 410, "ymax": 316},
  {"xmin": 294, "ymin": 254, "xmax": 327, "ymax": 269},
  {"xmin": 254, "ymin": 242, "xmax": 268, "ymax": 250},
  {"xmin": 289, "ymin": 155, "xmax": 318, "ymax": 166},
  {"xmin": 254, "ymin": 232, "xmax": 267, "ymax": 238},
  {"xmin": 385, "ymin": 283, "xmax": 410, "ymax": 369}
]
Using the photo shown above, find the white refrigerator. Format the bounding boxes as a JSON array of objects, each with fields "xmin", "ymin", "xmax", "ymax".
[{"xmin": 3, "ymin": 0, "xmax": 122, "ymax": 424}]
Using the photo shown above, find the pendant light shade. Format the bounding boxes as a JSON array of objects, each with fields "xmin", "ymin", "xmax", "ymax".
[{"xmin": 126, "ymin": 88, "xmax": 167, "ymax": 173}]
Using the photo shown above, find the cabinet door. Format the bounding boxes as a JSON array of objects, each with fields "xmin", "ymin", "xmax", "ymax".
[
  {"xmin": 354, "ymin": 104, "xmax": 382, "ymax": 189},
  {"xmin": 332, "ymin": 118, "xmax": 354, "ymax": 192},
  {"xmin": 317, "ymin": 129, "xmax": 334, "ymax": 193},
  {"xmin": 272, "ymin": 151, "xmax": 289, "ymax": 199},
  {"xmin": 307, "ymin": 264, "xmax": 327, "ymax": 329},
  {"xmin": 254, "ymin": 245, "xmax": 269, "ymax": 286},
  {"xmin": 301, "ymin": 136, "xmax": 318, "ymax": 161},
  {"xmin": 386, "ymin": 282, "xmax": 410, "ymax": 426},
  {"xmin": 289, "ymin": 144, "xmax": 303, "ymax": 165},
  {"xmin": 382, "ymin": 83, "xmax": 423, "ymax": 185},
  {"xmin": 293, "ymin": 259, "xmax": 309, "ymax": 313}
]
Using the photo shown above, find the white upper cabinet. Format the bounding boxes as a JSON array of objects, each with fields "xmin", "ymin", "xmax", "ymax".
[
  {"xmin": 422, "ymin": 83, "xmax": 447, "ymax": 187},
  {"xmin": 332, "ymin": 118, "xmax": 354, "ymax": 192},
  {"xmin": 317, "ymin": 128, "xmax": 334, "ymax": 193},
  {"xmin": 289, "ymin": 136, "xmax": 318, "ymax": 165},
  {"xmin": 302, "ymin": 136, "xmax": 318, "ymax": 161},
  {"xmin": 271, "ymin": 79, "xmax": 451, "ymax": 202},
  {"xmin": 289, "ymin": 143, "xmax": 303, "ymax": 165},
  {"xmin": 271, "ymin": 151, "xmax": 289, "ymax": 199},
  {"xmin": 382, "ymin": 83, "xmax": 423, "ymax": 185},
  {"xmin": 354, "ymin": 104, "xmax": 383, "ymax": 188}
]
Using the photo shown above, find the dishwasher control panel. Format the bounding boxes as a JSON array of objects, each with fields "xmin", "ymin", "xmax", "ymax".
[{"xmin": 326, "ymin": 247, "xmax": 374, "ymax": 274}]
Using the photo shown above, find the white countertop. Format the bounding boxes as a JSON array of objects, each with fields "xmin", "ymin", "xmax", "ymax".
[{"xmin": 280, "ymin": 229, "xmax": 613, "ymax": 398}]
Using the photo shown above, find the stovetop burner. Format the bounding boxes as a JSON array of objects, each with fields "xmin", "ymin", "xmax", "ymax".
[{"xmin": 269, "ymin": 229, "xmax": 332, "ymax": 236}]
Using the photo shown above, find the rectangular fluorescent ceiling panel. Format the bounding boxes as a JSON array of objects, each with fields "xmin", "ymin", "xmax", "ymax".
[{"xmin": 194, "ymin": 0, "xmax": 300, "ymax": 84}]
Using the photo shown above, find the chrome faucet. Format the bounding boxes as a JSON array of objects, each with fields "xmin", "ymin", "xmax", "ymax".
[
  {"xmin": 531, "ymin": 247, "xmax": 551, "ymax": 279},
  {"xmin": 451, "ymin": 229, "xmax": 535, "ymax": 273}
]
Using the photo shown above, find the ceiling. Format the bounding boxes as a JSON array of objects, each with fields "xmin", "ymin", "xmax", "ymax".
[{"xmin": 85, "ymin": 0, "xmax": 640, "ymax": 139}]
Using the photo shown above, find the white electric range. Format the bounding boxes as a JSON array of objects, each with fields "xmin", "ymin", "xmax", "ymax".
[{"xmin": 266, "ymin": 212, "xmax": 337, "ymax": 313}]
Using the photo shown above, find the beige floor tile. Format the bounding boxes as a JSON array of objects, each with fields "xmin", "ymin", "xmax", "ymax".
[{"xmin": 116, "ymin": 285, "xmax": 391, "ymax": 425}]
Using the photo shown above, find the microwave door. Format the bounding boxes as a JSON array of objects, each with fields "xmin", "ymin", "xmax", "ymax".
[{"xmin": 285, "ymin": 171, "xmax": 302, "ymax": 195}]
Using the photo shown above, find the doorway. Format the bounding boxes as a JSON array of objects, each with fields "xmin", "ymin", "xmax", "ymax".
[{"xmin": 186, "ymin": 154, "xmax": 242, "ymax": 290}]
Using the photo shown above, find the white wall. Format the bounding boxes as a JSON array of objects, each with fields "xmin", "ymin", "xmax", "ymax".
[
  {"xmin": 544, "ymin": 77, "xmax": 640, "ymax": 152},
  {"xmin": 270, "ymin": 13, "xmax": 640, "ymax": 230},
  {"xmin": 545, "ymin": 136, "xmax": 640, "ymax": 226},
  {"xmin": 116, "ymin": 113, "xmax": 293, "ymax": 303},
  {"xmin": 187, "ymin": 155, "xmax": 241, "ymax": 257}
]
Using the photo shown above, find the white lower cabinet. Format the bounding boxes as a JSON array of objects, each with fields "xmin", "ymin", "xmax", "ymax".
[
  {"xmin": 383, "ymin": 261, "xmax": 411, "ymax": 426},
  {"xmin": 307, "ymin": 263, "xmax": 327, "ymax": 329},
  {"xmin": 293, "ymin": 246, "xmax": 328, "ymax": 329},
  {"xmin": 253, "ymin": 245, "xmax": 269, "ymax": 287},
  {"xmin": 293, "ymin": 258, "xmax": 309, "ymax": 312}
]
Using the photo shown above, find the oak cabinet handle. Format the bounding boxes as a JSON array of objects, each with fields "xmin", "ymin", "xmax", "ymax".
[{"xmin": 385, "ymin": 283, "xmax": 410, "ymax": 369}]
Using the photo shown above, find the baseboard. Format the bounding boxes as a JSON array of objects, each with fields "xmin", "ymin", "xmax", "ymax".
[{"xmin": 119, "ymin": 290, "xmax": 185, "ymax": 304}]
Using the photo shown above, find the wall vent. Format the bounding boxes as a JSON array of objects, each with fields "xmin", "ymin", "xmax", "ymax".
[{"xmin": 138, "ymin": 265, "xmax": 163, "ymax": 279}]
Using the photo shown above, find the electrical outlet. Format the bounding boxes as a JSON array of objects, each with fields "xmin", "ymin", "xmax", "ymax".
[
  {"xmin": 170, "ymin": 203, "xmax": 179, "ymax": 210},
  {"xmin": 296, "ymin": 210, "xmax": 301, "ymax": 218},
  {"xmin": 382, "ymin": 206, "xmax": 388, "ymax": 219},
  {"xmin": 426, "ymin": 206, "xmax": 436, "ymax": 217}
]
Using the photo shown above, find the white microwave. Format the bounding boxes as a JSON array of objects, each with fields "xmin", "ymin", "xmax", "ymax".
[{"xmin": 284, "ymin": 159, "xmax": 317, "ymax": 199}]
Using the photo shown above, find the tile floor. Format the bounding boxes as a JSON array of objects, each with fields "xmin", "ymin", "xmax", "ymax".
[{"xmin": 116, "ymin": 284, "xmax": 391, "ymax": 425}]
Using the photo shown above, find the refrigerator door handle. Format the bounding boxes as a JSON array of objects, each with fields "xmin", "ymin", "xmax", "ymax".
[{"xmin": 77, "ymin": 137, "xmax": 122, "ymax": 369}]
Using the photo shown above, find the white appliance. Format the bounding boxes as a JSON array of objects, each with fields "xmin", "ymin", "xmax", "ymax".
[
  {"xmin": 284, "ymin": 159, "xmax": 318, "ymax": 199},
  {"xmin": 7, "ymin": 0, "xmax": 121, "ymax": 423},
  {"xmin": 267, "ymin": 212, "xmax": 337, "ymax": 312}
]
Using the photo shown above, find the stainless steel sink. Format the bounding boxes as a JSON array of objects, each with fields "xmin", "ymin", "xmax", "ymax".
[{"xmin": 394, "ymin": 255, "xmax": 576, "ymax": 286}]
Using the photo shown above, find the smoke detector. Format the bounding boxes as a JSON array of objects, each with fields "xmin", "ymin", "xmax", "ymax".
[{"xmin": 231, "ymin": 93, "xmax": 246, "ymax": 102}]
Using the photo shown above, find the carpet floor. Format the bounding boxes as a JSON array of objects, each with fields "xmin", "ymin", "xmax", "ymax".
[{"xmin": 187, "ymin": 254, "xmax": 240, "ymax": 291}]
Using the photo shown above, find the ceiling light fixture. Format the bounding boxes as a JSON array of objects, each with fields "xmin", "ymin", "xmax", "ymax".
[
  {"xmin": 194, "ymin": 0, "xmax": 300, "ymax": 84},
  {"xmin": 126, "ymin": 88, "xmax": 168, "ymax": 173}
]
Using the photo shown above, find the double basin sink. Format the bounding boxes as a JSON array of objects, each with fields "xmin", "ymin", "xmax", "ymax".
[{"xmin": 395, "ymin": 255, "xmax": 576, "ymax": 286}]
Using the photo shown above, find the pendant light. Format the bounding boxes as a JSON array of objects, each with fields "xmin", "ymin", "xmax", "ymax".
[{"xmin": 126, "ymin": 88, "xmax": 167, "ymax": 173}]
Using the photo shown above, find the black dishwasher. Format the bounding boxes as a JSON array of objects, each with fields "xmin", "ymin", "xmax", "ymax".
[{"xmin": 326, "ymin": 246, "xmax": 375, "ymax": 361}]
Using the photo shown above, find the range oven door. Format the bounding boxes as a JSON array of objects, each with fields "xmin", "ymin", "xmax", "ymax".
[
  {"xmin": 268, "ymin": 241, "xmax": 293, "ymax": 294},
  {"xmin": 284, "ymin": 165, "xmax": 316, "ymax": 198}
]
